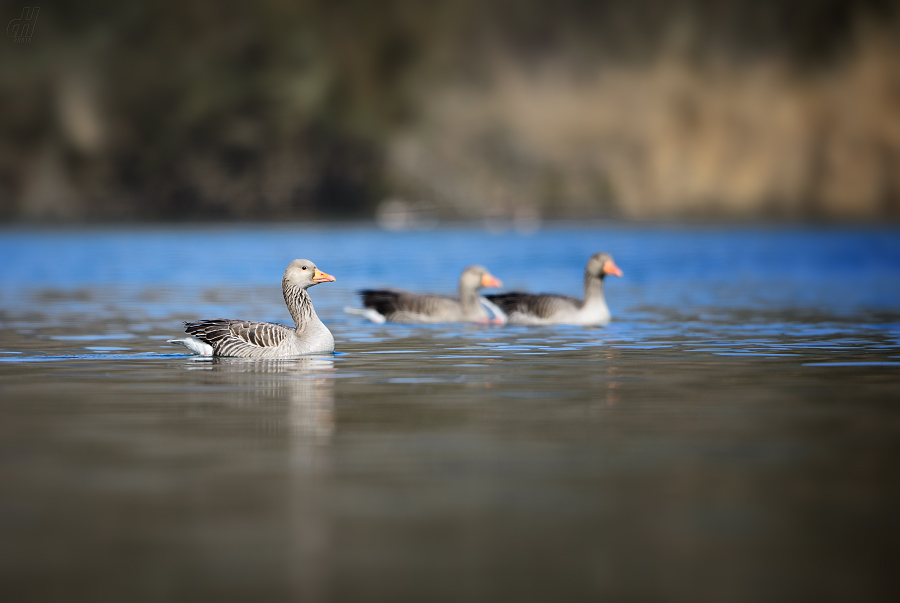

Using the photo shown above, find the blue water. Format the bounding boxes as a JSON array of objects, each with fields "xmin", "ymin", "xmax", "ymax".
[
  {"xmin": 1, "ymin": 224, "xmax": 899, "ymax": 601},
  {"xmin": 2, "ymin": 225, "xmax": 898, "ymax": 307}
]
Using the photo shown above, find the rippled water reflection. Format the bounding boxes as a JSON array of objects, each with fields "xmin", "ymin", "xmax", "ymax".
[{"xmin": 1, "ymin": 225, "xmax": 899, "ymax": 601}]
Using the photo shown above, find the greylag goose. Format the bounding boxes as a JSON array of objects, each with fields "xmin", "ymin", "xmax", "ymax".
[
  {"xmin": 168, "ymin": 259, "xmax": 336, "ymax": 357},
  {"xmin": 345, "ymin": 265, "xmax": 504, "ymax": 324},
  {"xmin": 486, "ymin": 252, "xmax": 622, "ymax": 326}
]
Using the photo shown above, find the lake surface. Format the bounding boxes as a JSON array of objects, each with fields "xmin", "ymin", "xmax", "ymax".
[{"xmin": 1, "ymin": 224, "xmax": 899, "ymax": 602}]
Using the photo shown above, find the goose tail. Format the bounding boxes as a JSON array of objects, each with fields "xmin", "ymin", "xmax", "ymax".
[{"xmin": 167, "ymin": 337, "xmax": 214, "ymax": 356}]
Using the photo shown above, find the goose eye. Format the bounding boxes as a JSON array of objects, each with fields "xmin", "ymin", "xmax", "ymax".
[{"xmin": 301, "ymin": 266, "xmax": 308, "ymax": 270}]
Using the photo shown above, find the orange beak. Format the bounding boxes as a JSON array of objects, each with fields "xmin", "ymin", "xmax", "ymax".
[
  {"xmin": 481, "ymin": 273, "xmax": 502, "ymax": 288},
  {"xmin": 602, "ymin": 260, "xmax": 623, "ymax": 277},
  {"xmin": 313, "ymin": 268, "xmax": 335, "ymax": 283}
]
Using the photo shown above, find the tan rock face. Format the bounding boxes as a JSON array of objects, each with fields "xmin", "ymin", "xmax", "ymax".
[{"xmin": 389, "ymin": 39, "xmax": 900, "ymax": 221}]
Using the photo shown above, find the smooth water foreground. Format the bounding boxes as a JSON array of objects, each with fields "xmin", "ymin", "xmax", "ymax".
[{"xmin": 1, "ymin": 225, "xmax": 899, "ymax": 602}]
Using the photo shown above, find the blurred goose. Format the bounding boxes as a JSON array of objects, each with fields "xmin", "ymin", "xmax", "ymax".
[
  {"xmin": 345, "ymin": 265, "xmax": 505, "ymax": 324},
  {"xmin": 168, "ymin": 259, "xmax": 336, "ymax": 357},
  {"xmin": 486, "ymin": 252, "xmax": 622, "ymax": 326}
]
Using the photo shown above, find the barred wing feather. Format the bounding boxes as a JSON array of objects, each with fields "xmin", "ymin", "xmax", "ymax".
[{"xmin": 184, "ymin": 319, "xmax": 292, "ymax": 357}]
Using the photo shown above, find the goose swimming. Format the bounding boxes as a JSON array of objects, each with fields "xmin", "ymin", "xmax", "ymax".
[
  {"xmin": 169, "ymin": 259, "xmax": 336, "ymax": 357},
  {"xmin": 485, "ymin": 252, "xmax": 622, "ymax": 326},
  {"xmin": 345, "ymin": 265, "xmax": 505, "ymax": 324}
]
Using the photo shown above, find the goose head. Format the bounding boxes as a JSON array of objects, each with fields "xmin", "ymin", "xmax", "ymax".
[
  {"xmin": 284, "ymin": 259, "xmax": 336, "ymax": 289},
  {"xmin": 459, "ymin": 265, "xmax": 503, "ymax": 291},
  {"xmin": 586, "ymin": 252, "xmax": 623, "ymax": 280}
]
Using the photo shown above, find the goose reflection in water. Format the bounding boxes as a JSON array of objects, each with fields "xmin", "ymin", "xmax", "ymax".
[
  {"xmin": 184, "ymin": 355, "xmax": 336, "ymax": 446},
  {"xmin": 182, "ymin": 355, "xmax": 335, "ymax": 598}
]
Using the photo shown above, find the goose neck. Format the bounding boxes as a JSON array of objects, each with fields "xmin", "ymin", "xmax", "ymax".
[
  {"xmin": 283, "ymin": 281, "xmax": 314, "ymax": 329},
  {"xmin": 459, "ymin": 283, "xmax": 481, "ymax": 314},
  {"xmin": 583, "ymin": 273, "xmax": 606, "ymax": 305}
]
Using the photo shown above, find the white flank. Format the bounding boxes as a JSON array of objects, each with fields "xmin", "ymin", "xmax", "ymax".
[
  {"xmin": 479, "ymin": 296, "xmax": 509, "ymax": 325},
  {"xmin": 343, "ymin": 306, "xmax": 387, "ymax": 324}
]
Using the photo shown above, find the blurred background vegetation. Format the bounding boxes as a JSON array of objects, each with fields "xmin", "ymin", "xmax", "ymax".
[{"xmin": 2, "ymin": 0, "xmax": 900, "ymax": 222}]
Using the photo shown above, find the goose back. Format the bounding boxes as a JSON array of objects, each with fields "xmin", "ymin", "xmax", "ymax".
[
  {"xmin": 359, "ymin": 289, "xmax": 465, "ymax": 323},
  {"xmin": 485, "ymin": 293, "xmax": 582, "ymax": 324}
]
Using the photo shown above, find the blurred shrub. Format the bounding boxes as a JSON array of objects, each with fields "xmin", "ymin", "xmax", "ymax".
[{"xmin": 1, "ymin": 0, "xmax": 898, "ymax": 221}]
